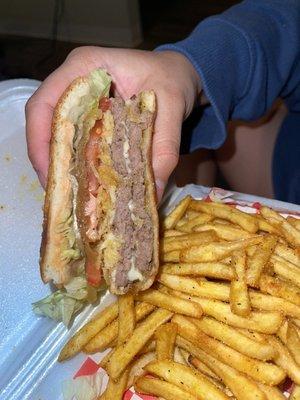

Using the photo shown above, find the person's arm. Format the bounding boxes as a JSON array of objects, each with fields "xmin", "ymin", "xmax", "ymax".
[{"xmin": 157, "ymin": 0, "xmax": 300, "ymax": 151}]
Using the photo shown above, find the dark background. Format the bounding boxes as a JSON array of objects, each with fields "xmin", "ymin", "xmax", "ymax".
[{"xmin": 0, "ymin": 0, "xmax": 240, "ymax": 81}]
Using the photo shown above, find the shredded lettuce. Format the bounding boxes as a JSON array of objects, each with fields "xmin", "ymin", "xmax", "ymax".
[
  {"xmin": 62, "ymin": 369, "xmax": 104, "ymax": 400},
  {"xmin": 32, "ymin": 277, "xmax": 106, "ymax": 326},
  {"xmin": 89, "ymin": 69, "xmax": 111, "ymax": 98},
  {"xmin": 57, "ymin": 213, "xmax": 81, "ymax": 263},
  {"xmin": 33, "ymin": 277, "xmax": 87, "ymax": 326}
]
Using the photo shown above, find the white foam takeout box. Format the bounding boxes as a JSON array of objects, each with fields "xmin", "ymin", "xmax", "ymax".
[{"xmin": 0, "ymin": 80, "xmax": 299, "ymax": 400}]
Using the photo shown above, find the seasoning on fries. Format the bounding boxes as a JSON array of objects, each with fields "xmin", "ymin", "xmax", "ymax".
[{"xmin": 58, "ymin": 196, "xmax": 300, "ymax": 400}]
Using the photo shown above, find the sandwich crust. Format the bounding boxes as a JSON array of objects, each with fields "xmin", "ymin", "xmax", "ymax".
[{"xmin": 40, "ymin": 77, "xmax": 90, "ymax": 285}]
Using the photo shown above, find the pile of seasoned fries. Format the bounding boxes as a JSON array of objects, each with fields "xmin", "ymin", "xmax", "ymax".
[{"xmin": 59, "ymin": 196, "xmax": 300, "ymax": 400}]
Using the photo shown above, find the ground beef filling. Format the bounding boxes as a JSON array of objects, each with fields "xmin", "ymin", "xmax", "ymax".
[{"xmin": 111, "ymin": 97, "xmax": 153, "ymax": 288}]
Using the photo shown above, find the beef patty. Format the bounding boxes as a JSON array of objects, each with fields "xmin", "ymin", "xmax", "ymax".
[{"xmin": 110, "ymin": 96, "xmax": 154, "ymax": 288}]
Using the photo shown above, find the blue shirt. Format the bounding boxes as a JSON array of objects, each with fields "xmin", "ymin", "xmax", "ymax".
[{"xmin": 157, "ymin": 0, "xmax": 300, "ymax": 204}]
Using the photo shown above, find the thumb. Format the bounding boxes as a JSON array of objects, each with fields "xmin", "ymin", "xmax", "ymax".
[{"xmin": 152, "ymin": 90, "xmax": 185, "ymax": 202}]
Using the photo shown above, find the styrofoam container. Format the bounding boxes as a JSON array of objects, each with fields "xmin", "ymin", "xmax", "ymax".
[{"xmin": 0, "ymin": 80, "xmax": 299, "ymax": 400}]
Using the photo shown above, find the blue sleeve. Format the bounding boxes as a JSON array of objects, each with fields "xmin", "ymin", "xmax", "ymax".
[{"xmin": 156, "ymin": 0, "xmax": 300, "ymax": 151}]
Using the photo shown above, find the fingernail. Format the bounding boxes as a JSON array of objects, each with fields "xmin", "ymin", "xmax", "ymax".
[
  {"xmin": 155, "ymin": 179, "xmax": 166, "ymax": 203},
  {"xmin": 37, "ymin": 171, "xmax": 47, "ymax": 189}
]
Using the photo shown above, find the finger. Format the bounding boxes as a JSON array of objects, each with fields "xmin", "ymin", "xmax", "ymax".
[
  {"xmin": 152, "ymin": 89, "xmax": 185, "ymax": 201},
  {"xmin": 25, "ymin": 100, "xmax": 53, "ymax": 187},
  {"xmin": 25, "ymin": 47, "xmax": 102, "ymax": 186}
]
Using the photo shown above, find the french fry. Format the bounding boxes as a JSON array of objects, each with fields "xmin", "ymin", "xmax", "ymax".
[
  {"xmin": 175, "ymin": 216, "xmax": 188, "ymax": 227},
  {"xmin": 192, "ymin": 357, "xmax": 248, "ymax": 397},
  {"xmin": 85, "ymin": 302, "xmax": 155, "ymax": 353},
  {"xmin": 99, "ymin": 348, "xmax": 115, "ymax": 370},
  {"xmin": 261, "ymin": 206, "xmax": 300, "ymax": 247},
  {"xmin": 210, "ymin": 217, "xmax": 228, "ymax": 224},
  {"xmin": 193, "ymin": 316, "xmax": 276, "ymax": 360},
  {"xmin": 246, "ymin": 245, "xmax": 258, "ymax": 258},
  {"xmin": 282, "ymin": 219, "xmax": 300, "ymax": 247},
  {"xmin": 107, "ymin": 308, "xmax": 173, "ymax": 380},
  {"xmin": 177, "ymin": 213, "xmax": 213, "ymax": 232},
  {"xmin": 237, "ymin": 328, "xmax": 266, "ymax": 343},
  {"xmin": 135, "ymin": 376, "xmax": 198, "ymax": 400},
  {"xmin": 230, "ymin": 250, "xmax": 251, "ymax": 317},
  {"xmin": 85, "ymin": 319, "xmax": 118, "ymax": 354},
  {"xmin": 250, "ymin": 291, "xmax": 300, "ymax": 319},
  {"xmin": 188, "ymin": 354, "xmax": 223, "ymax": 380},
  {"xmin": 58, "ymin": 302, "xmax": 118, "ymax": 361},
  {"xmin": 160, "ymin": 275, "xmax": 300, "ymax": 319},
  {"xmin": 144, "ymin": 360, "xmax": 230, "ymax": 400},
  {"xmin": 287, "ymin": 216, "xmax": 300, "ymax": 230},
  {"xmin": 286, "ymin": 322, "xmax": 300, "ymax": 366},
  {"xmin": 221, "ymin": 256, "xmax": 233, "ymax": 265},
  {"xmin": 163, "ymin": 195, "xmax": 192, "ymax": 230},
  {"xmin": 173, "ymin": 314, "xmax": 285, "ymax": 385},
  {"xmin": 185, "ymin": 209, "xmax": 201, "ymax": 219},
  {"xmin": 257, "ymin": 216, "xmax": 281, "ymax": 235},
  {"xmin": 163, "ymin": 229, "xmax": 186, "ymax": 237},
  {"xmin": 200, "ymin": 374, "xmax": 232, "ymax": 395},
  {"xmin": 160, "ymin": 273, "xmax": 300, "ymax": 318},
  {"xmin": 136, "ymin": 288, "xmax": 202, "ymax": 317},
  {"xmin": 161, "ymin": 261, "xmax": 235, "ymax": 280},
  {"xmin": 272, "ymin": 256, "xmax": 300, "ymax": 288},
  {"xmin": 255, "ymin": 382, "xmax": 286, "ymax": 400},
  {"xmin": 177, "ymin": 336, "xmax": 267, "ymax": 400},
  {"xmin": 180, "ymin": 236, "xmax": 262, "ymax": 263},
  {"xmin": 246, "ymin": 235, "xmax": 277, "ymax": 287},
  {"xmin": 158, "ymin": 273, "xmax": 230, "ymax": 301},
  {"xmin": 260, "ymin": 206, "xmax": 283, "ymax": 225},
  {"xmin": 277, "ymin": 319, "xmax": 288, "ymax": 343},
  {"xmin": 159, "ymin": 285, "xmax": 283, "ymax": 333},
  {"xmin": 139, "ymin": 339, "xmax": 156, "ymax": 355},
  {"xmin": 161, "ymin": 230, "xmax": 218, "ymax": 253},
  {"xmin": 194, "ymin": 222, "xmax": 252, "ymax": 241},
  {"xmin": 189, "ymin": 200, "xmax": 259, "ymax": 233},
  {"xmin": 267, "ymin": 336, "xmax": 300, "ymax": 384},
  {"xmin": 259, "ymin": 274, "xmax": 300, "ymax": 307},
  {"xmin": 162, "ymin": 250, "xmax": 180, "ymax": 263},
  {"xmin": 290, "ymin": 384, "xmax": 300, "ymax": 400},
  {"xmin": 274, "ymin": 243, "xmax": 300, "ymax": 267},
  {"xmin": 117, "ymin": 294, "xmax": 135, "ymax": 346},
  {"xmin": 101, "ymin": 368, "xmax": 129, "ymax": 400},
  {"xmin": 293, "ymin": 319, "xmax": 300, "ymax": 330},
  {"xmin": 155, "ymin": 322, "xmax": 177, "ymax": 360},
  {"xmin": 127, "ymin": 352, "xmax": 156, "ymax": 388}
]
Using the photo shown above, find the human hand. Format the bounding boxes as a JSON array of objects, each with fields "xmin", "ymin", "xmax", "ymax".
[{"xmin": 25, "ymin": 47, "xmax": 201, "ymax": 200}]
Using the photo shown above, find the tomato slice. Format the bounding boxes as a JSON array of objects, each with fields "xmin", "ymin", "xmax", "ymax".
[
  {"xmin": 86, "ymin": 260, "xmax": 102, "ymax": 287},
  {"xmin": 84, "ymin": 97, "xmax": 111, "ymax": 287}
]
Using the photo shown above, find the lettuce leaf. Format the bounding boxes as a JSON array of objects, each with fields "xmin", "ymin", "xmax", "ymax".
[
  {"xmin": 89, "ymin": 69, "xmax": 111, "ymax": 98},
  {"xmin": 32, "ymin": 277, "xmax": 105, "ymax": 326}
]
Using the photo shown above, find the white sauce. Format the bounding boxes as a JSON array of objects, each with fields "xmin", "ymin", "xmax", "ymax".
[
  {"xmin": 128, "ymin": 199, "xmax": 137, "ymax": 223},
  {"xmin": 69, "ymin": 174, "xmax": 80, "ymax": 239},
  {"xmin": 121, "ymin": 121, "xmax": 131, "ymax": 173},
  {"xmin": 127, "ymin": 257, "xmax": 143, "ymax": 282}
]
